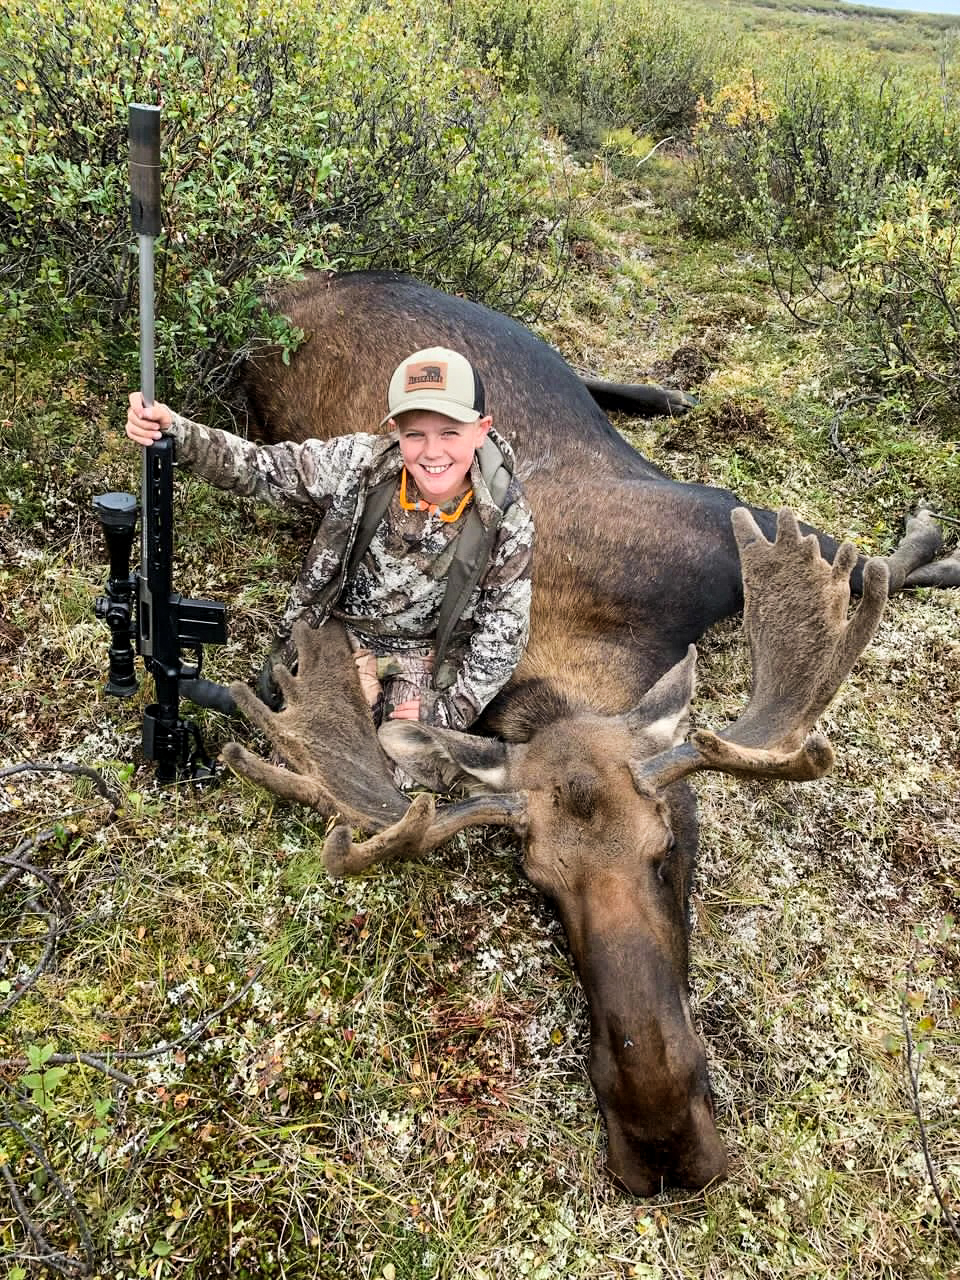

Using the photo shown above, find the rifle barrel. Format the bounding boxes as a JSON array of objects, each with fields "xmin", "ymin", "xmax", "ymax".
[{"xmin": 129, "ymin": 103, "xmax": 161, "ymax": 406}]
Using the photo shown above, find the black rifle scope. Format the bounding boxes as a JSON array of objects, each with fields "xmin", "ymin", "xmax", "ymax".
[{"xmin": 92, "ymin": 492, "xmax": 140, "ymax": 698}]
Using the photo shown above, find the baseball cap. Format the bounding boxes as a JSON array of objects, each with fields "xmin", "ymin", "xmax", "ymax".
[{"xmin": 381, "ymin": 346, "xmax": 486, "ymax": 426}]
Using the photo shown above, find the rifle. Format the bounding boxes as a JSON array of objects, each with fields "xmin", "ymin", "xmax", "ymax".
[{"xmin": 93, "ymin": 104, "xmax": 227, "ymax": 783}]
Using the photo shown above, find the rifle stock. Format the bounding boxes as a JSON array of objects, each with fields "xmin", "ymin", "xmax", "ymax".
[{"xmin": 93, "ymin": 104, "xmax": 227, "ymax": 783}]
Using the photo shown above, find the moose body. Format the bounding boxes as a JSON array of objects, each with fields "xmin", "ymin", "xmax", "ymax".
[
  {"xmin": 247, "ymin": 273, "xmax": 775, "ymax": 702},
  {"xmin": 227, "ymin": 270, "xmax": 959, "ymax": 1196}
]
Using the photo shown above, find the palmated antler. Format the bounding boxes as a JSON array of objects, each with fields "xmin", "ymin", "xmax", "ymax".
[
  {"xmin": 221, "ymin": 620, "xmax": 526, "ymax": 875},
  {"xmin": 323, "ymin": 791, "xmax": 527, "ymax": 878},
  {"xmin": 632, "ymin": 507, "xmax": 889, "ymax": 793},
  {"xmin": 221, "ymin": 619, "xmax": 411, "ymax": 832}
]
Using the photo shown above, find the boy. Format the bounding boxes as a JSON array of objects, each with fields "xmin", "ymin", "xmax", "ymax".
[{"xmin": 125, "ymin": 346, "xmax": 533, "ymax": 730}]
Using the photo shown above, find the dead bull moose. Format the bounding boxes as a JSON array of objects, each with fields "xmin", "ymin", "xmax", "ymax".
[{"xmin": 215, "ymin": 270, "xmax": 960, "ymax": 1197}]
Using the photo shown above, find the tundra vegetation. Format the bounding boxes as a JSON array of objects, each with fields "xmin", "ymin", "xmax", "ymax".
[{"xmin": 1, "ymin": 0, "xmax": 959, "ymax": 1277}]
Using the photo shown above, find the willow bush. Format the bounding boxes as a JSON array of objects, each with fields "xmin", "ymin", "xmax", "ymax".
[
  {"xmin": 688, "ymin": 58, "xmax": 954, "ymax": 251},
  {"xmin": 0, "ymin": 0, "xmax": 564, "ymax": 413},
  {"xmin": 847, "ymin": 170, "xmax": 960, "ymax": 413},
  {"xmin": 686, "ymin": 51, "xmax": 960, "ymax": 412},
  {"xmin": 447, "ymin": 0, "xmax": 730, "ymax": 142}
]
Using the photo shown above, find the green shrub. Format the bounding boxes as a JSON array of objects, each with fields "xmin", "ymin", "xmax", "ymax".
[
  {"xmin": 845, "ymin": 169, "xmax": 960, "ymax": 413},
  {"xmin": 0, "ymin": 0, "xmax": 564, "ymax": 415},
  {"xmin": 683, "ymin": 49, "xmax": 960, "ymax": 407},
  {"xmin": 445, "ymin": 0, "xmax": 584, "ymax": 91},
  {"xmin": 682, "ymin": 67, "xmax": 776, "ymax": 236},
  {"xmin": 590, "ymin": 1, "xmax": 730, "ymax": 136},
  {"xmin": 449, "ymin": 0, "xmax": 730, "ymax": 144},
  {"xmin": 687, "ymin": 56, "xmax": 959, "ymax": 314}
]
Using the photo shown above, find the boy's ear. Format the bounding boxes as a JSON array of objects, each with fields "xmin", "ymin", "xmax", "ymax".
[{"xmin": 475, "ymin": 414, "xmax": 493, "ymax": 439}]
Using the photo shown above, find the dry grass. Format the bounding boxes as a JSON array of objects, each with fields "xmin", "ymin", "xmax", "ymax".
[{"xmin": 2, "ymin": 156, "xmax": 959, "ymax": 1280}]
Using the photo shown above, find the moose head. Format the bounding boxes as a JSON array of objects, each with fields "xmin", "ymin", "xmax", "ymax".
[{"xmin": 220, "ymin": 508, "xmax": 889, "ymax": 1195}]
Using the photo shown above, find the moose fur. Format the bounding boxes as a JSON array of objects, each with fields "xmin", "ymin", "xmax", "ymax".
[{"xmin": 225, "ymin": 269, "xmax": 960, "ymax": 1196}]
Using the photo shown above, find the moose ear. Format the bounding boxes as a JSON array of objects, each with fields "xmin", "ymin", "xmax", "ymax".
[
  {"xmin": 620, "ymin": 646, "xmax": 697, "ymax": 757},
  {"xmin": 378, "ymin": 722, "xmax": 515, "ymax": 793}
]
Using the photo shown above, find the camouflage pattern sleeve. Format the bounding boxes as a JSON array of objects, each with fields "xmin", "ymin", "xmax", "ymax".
[
  {"xmin": 167, "ymin": 414, "xmax": 377, "ymax": 510},
  {"xmin": 428, "ymin": 495, "xmax": 534, "ymax": 731}
]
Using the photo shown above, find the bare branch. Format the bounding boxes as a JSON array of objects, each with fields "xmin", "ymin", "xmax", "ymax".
[
  {"xmin": 0, "ymin": 760, "xmax": 120, "ymax": 810},
  {"xmin": 1, "ymin": 853, "xmax": 72, "ymax": 1013},
  {"xmin": 0, "ymin": 1101, "xmax": 96, "ymax": 1276},
  {"xmin": 0, "ymin": 907, "xmax": 60, "ymax": 1016},
  {"xmin": 0, "ymin": 963, "xmax": 265, "ymax": 1079},
  {"xmin": 901, "ymin": 972, "xmax": 960, "ymax": 1248}
]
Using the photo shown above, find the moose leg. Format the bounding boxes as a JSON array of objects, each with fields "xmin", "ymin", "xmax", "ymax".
[
  {"xmin": 903, "ymin": 547, "xmax": 960, "ymax": 589},
  {"xmin": 883, "ymin": 507, "xmax": 948, "ymax": 592}
]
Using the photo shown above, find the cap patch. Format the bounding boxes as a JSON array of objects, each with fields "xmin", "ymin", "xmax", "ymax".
[{"xmin": 404, "ymin": 361, "xmax": 448, "ymax": 393}]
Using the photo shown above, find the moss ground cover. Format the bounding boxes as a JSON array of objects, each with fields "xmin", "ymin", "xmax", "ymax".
[{"xmin": 2, "ymin": 1, "xmax": 959, "ymax": 1276}]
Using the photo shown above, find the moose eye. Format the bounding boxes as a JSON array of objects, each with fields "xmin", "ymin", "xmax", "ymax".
[{"xmin": 656, "ymin": 835, "xmax": 677, "ymax": 882}]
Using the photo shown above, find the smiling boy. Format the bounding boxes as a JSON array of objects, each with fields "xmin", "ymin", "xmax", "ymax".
[{"xmin": 125, "ymin": 347, "xmax": 533, "ymax": 730}]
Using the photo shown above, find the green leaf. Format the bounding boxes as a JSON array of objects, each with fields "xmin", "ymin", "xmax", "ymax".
[{"xmin": 26, "ymin": 1041, "xmax": 55, "ymax": 1069}]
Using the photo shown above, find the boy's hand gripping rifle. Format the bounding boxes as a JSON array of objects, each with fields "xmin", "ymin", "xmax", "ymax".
[{"xmin": 93, "ymin": 104, "xmax": 227, "ymax": 783}]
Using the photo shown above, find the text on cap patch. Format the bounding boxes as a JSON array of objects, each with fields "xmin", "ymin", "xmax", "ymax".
[{"xmin": 404, "ymin": 361, "xmax": 448, "ymax": 392}]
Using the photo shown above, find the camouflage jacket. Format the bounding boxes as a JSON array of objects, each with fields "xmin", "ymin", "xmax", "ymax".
[{"xmin": 166, "ymin": 414, "xmax": 533, "ymax": 729}]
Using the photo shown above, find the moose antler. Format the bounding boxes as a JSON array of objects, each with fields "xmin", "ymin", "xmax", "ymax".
[
  {"xmin": 221, "ymin": 620, "xmax": 526, "ymax": 876},
  {"xmin": 631, "ymin": 507, "xmax": 889, "ymax": 793},
  {"xmin": 322, "ymin": 790, "xmax": 527, "ymax": 878},
  {"xmin": 221, "ymin": 619, "xmax": 411, "ymax": 831}
]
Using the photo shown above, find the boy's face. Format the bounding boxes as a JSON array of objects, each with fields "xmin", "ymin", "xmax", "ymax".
[{"xmin": 392, "ymin": 409, "xmax": 492, "ymax": 506}]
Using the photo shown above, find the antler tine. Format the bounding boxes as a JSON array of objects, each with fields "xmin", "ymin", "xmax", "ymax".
[
  {"xmin": 222, "ymin": 618, "xmax": 528, "ymax": 871},
  {"xmin": 221, "ymin": 740, "xmax": 342, "ymax": 811},
  {"xmin": 632, "ymin": 507, "xmax": 889, "ymax": 793},
  {"xmin": 222, "ymin": 619, "xmax": 410, "ymax": 831},
  {"xmin": 323, "ymin": 792, "xmax": 528, "ymax": 878}
]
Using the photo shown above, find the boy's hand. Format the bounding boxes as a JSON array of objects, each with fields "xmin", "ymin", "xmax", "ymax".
[
  {"xmin": 388, "ymin": 698, "xmax": 421, "ymax": 721},
  {"xmin": 353, "ymin": 651, "xmax": 382, "ymax": 707},
  {"xmin": 126, "ymin": 391, "xmax": 173, "ymax": 446}
]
